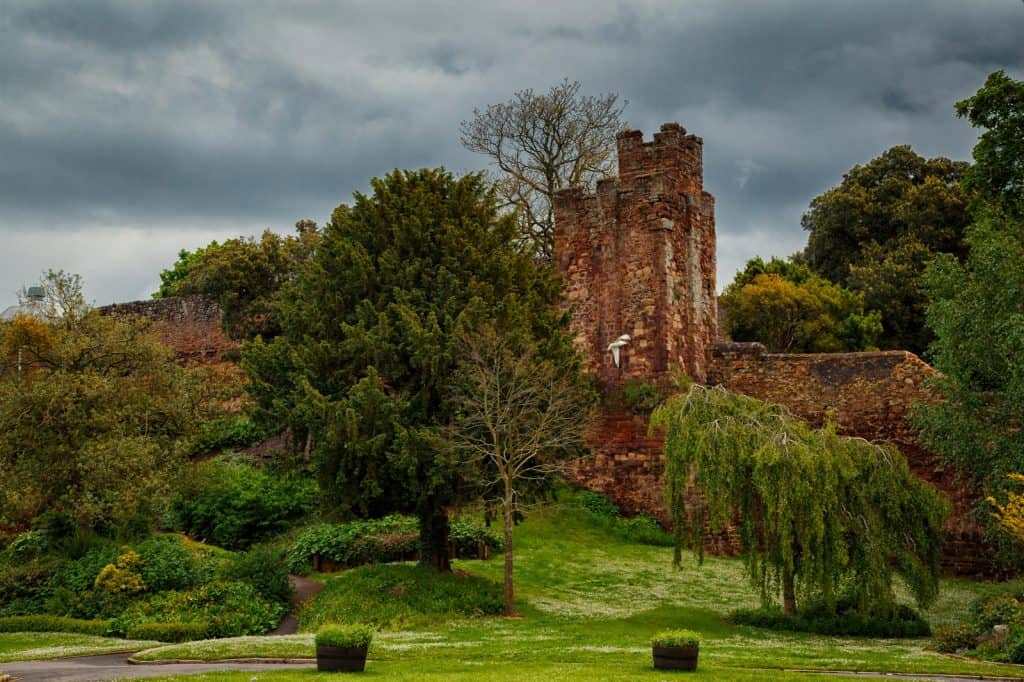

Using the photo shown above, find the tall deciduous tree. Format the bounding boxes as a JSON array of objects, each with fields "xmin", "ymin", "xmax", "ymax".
[
  {"xmin": 447, "ymin": 328, "xmax": 594, "ymax": 615},
  {"xmin": 955, "ymin": 70, "xmax": 1024, "ymax": 217},
  {"xmin": 801, "ymin": 146, "xmax": 971, "ymax": 353},
  {"xmin": 721, "ymin": 257, "xmax": 882, "ymax": 353},
  {"xmin": 460, "ymin": 79, "xmax": 627, "ymax": 258},
  {"xmin": 155, "ymin": 220, "xmax": 320, "ymax": 340},
  {"xmin": 243, "ymin": 169, "xmax": 572, "ymax": 571},
  {"xmin": 0, "ymin": 271, "xmax": 207, "ymax": 530},
  {"xmin": 652, "ymin": 385, "xmax": 947, "ymax": 616}
]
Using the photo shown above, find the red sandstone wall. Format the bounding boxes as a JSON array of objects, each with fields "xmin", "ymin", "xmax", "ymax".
[
  {"xmin": 554, "ymin": 123, "xmax": 716, "ymax": 385},
  {"xmin": 98, "ymin": 297, "xmax": 238, "ymax": 363}
]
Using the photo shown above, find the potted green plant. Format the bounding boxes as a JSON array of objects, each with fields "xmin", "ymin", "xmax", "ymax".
[
  {"xmin": 652, "ymin": 629, "xmax": 700, "ymax": 671},
  {"xmin": 315, "ymin": 623, "xmax": 374, "ymax": 672}
]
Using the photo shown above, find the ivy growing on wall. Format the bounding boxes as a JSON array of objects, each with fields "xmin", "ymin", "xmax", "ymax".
[{"xmin": 650, "ymin": 385, "xmax": 948, "ymax": 616}]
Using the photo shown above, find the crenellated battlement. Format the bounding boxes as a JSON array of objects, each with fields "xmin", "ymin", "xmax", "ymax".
[{"xmin": 553, "ymin": 123, "xmax": 717, "ymax": 385}]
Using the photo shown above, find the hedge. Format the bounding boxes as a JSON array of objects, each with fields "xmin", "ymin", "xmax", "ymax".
[{"xmin": 0, "ymin": 615, "xmax": 111, "ymax": 636}]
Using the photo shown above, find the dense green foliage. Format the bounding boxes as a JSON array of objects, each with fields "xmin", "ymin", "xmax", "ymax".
[
  {"xmin": 110, "ymin": 580, "xmax": 283, "ymax": 638},
  {"xmin": 0, "ymin": 271, "xmax": 207, "ymax": 530},
  {"xmin": 651, "ymin": 385, "xmax": 948, "ymax": 616},
  {"xmin": 136, "ymin": 536, "xmax": 203, "ymax": 592},
  {"xmin": 955, "ymin": 70, "xmax": 1024, "ymax": 218},
  {"xmin": 299, "ymin": 564, "xmax": 504, "ymax": 630},
  {"xmin": 243, "ymin": 168, "xmax": 574, "ymax": 570},
  {"xmin": 721, "ymin": 257, "xmax": 882, "ymax": 352},
  {"xmin": 193, "ymin": 417, "xmax": 265, "ymax": 456},
  {"xmin": 731, "ymin": 600, "xmax": 930, "ymax": 638},
  {"xmin": 575, "ymin": 491, "xmax": 673, "ymax": 547},
  {"xmin": 652, "ymin": 629, "xmax": 700, "ymax": 647},
  {"xmin": 315, "ymin": 623, "xmax": 374, "ymax": 648},
  {"xmin": 125, "ymin": 621, "xmax": 209, "ymax": 643},
  {"xmin": 286, "ymin": 515, "xmax": 503, "ymax": 573},
  {"xmin": 166, "ymin": 456, "xmax": 316, "ymax": 550},
  {"xmin": 800, "ymin": 146, "xmax": 971, "ymax": 353},
  {"xmin": 0, "ymin": 615, "xmax": 110, "ymax": 636},
  {"xmin": 914, "ymin": 207, "xmax": 1024, "ymax": 541},
  {"xmin": 157, "ymin": 222, "xmax": 321, "ymax": 340},
  {"xmin": 220, "ymin": 546, "xmax": 292, "ymax": 606}
]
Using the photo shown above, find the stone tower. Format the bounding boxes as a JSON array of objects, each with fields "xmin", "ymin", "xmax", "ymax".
[{"xmin": 553, "ymin": 123, "xmax": 717, "ymax": 385}]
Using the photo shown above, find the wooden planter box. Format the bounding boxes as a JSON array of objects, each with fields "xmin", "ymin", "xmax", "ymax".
[
  {"xmin": 316, "ymin": 644, "xmax": 369, "ymax": 672},
  {"xmin": 652, "ymin": 644, "xmax": 699, "ymax": 671}
]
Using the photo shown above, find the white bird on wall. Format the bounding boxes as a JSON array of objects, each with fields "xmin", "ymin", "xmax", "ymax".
[{"xmin": 607, "ymin": 334, "xmax": 631, "ymax": 368}]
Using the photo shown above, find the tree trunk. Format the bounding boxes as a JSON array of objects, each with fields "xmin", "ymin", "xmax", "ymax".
[
  {"xmin": 417, "ymin": 508, "xmax": 452, "ymax": 572},
  {"xmin": 502, "ymin": 480, "xmax": 518, "ymax": 617},
  {"xmin": 782, "ymin": 568, "xmax": 797, "ymax": 615}
]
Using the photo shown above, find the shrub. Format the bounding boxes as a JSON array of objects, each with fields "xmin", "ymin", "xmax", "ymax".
[
  {"xmin": 46, "ymin": 543, "xmax": 126, "ymax": 618},
  {"xmin": 0, "ymin": 560, "xmax": 58, "ymax": 616},
  {"xmin": 623, "ymin": 379, "xmax": 663, "ymax": 413},
  {"xmin": 126, "ymin": 621, "xmax": 209, "ymax": 643},
  {"xmin": 166, "ymin": 456, "xmax": 316, "ymax": 550},
  {"xmin": 0, "ymin": 615, "xmax": 110, "ymax": 636},
  {"xmin": 287, "ymin": 516, "xmax": 501, "ymax": 572},
  {"xmin": 94, "ymin": 547, "xmax": 146, "ymax": 595},
  {"xmin": 221, "ymin": 546, "xmax": 292, "ymax": 606},
  {"xmin": 652, "ymin": 629, "xmax": 700, "ymax": 647},
  {"xmin": 575, "ymin": 491, "xmax": 673, "ymax": 546},
  {"xmin": 973, "ymin": 591, "xmax": 1024, "ymax": 631},
  {"xmin": 299, "ymin": 564, "xmax": 503, "ymax": 630},
  {"xmin": 1008, "ymin": 625, "xmax": 1024, "ymax": 664},
  {"xmin": 932, "ymin": 624, "xmax": 979, "ymax": 653},
  {"xmin": 110, "ymin": 580, "xmax": 284, "ymax": 638},
  {"xmin": 136, "ymin": 535, "xmax": 200, "ymax": 592},
  {"xmin": 194, "ymin": 416, "xmax": 265, "ymax": 456},
  {"xmin": 730, "ymin": 602, "xmax": 930, "ymax": 638},
  {"xmin": 576, "ymin": 490, "xmax": 619, "ymax": 518},
  {"xmin": 315, "ymin": 623, "xmax": 374, "ymax": 648}
]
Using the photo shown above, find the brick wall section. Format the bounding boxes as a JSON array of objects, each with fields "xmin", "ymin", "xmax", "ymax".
[
  {"xmin": 98, "ymin": 296, "xmax": 238, "ymax": 363},
  {"xmin": 553, "ymin": 123, "xmax": 717, "ymax": 385}
]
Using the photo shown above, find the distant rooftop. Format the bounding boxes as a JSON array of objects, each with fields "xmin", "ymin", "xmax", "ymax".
[{"xmin": 1, "ymin": 286, "xmax": 46, "ymax": 321}]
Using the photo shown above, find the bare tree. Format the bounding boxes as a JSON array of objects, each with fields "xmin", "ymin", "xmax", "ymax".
[
  {"xmin": 460, "ymin": 79, "xmax": 627, "ymax": 258},
  {"xmin": 447, "ymin": 329, "xmax": 594, "ymax": 616}
]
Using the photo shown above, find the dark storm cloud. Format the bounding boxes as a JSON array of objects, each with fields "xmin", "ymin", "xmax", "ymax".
[{"xmin": 0, "ymin": 0, "xmax": 1022, "ymax": 304}]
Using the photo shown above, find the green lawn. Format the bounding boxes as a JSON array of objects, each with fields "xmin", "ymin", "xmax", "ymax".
[
  {"xmin": 130, "ymin": 499, "xmax": 1024, "ymax": 681},
  {"xmin": 0, "ymin": 632, "xmax": 157, "ymax": 662}
]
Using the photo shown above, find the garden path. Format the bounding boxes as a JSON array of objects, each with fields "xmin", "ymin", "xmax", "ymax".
[{"xmin": 269, "ymin": 574, "xmax": 323, "ymax": 636}]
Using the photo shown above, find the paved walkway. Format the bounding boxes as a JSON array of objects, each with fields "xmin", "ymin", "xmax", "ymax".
[
  {"xmin": 2, "ymin": 652, "xmax": 312, "ymax": 682},
  {"xmin": 269, "ymin": 574, "xmax": 323, "ymax": 636}
]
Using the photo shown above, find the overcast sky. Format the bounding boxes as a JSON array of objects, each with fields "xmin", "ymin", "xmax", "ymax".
[{"xmin": 1, "ymin": 0, "xmax": 1022, "ymax": 305}]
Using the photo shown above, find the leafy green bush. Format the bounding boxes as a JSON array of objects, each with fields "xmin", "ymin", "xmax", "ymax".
[
  {"xmin": 287, "ymin": 516, "xmax": 501, "ymax": 573},
  {"xmin": 126, "ymin": 621, "xmax": 209, "ymax": 643},
  {"xmin": 194, "ymin": 416, "xmax": 265, "ymax": 456},
  {"xmin": 0, "ymin": 560, "xmax": 58, "ymax": 616},
  {"xmin": 652, "ymin": 629, "xmax": 700, "ymax": 647},
  {"xmin": 575, "ymin": 491, "xmax": 673, "ymax": 546},
  {"xmin": 45, "ymin": 543, "xmax": 125, "ymax": 618},
  {"xmin": 221, "ymin": 546, "xmax": 292, "ymax": 606},
  {"xmin": 110, "ymin": 580, "xmax": 284, "ymax": 638},
  {"xmin": 932, "ymin": 624, "xmax": 979, "ymax": 653},
  {"xmin": 730, "ymin": 602, "xmax": 930, "ymax": 638},
  {"xmin": 1008, "ymin": 625, "xmax": 1024, "ymax": 664},
  {"xmin": 623, "ymin": 379, "xmax": 663, "ymax": 413},
  {"xmin": 316, "ymin": 623, "xmax": 374, "ymax": 648},
  {"xmin": 166, "ymin": 456, "xmax": 316, "ymax": 550},
  {"xmin": 0, "ymin": 615, "xmax": 110, "ymax": 636},
  {"xmin": 299, "ymin": 564, "xmax": 503, "ymax": 630},
  {"xmin": 136, "ymin": 535, "xmax": 200, "ymax": 592}
]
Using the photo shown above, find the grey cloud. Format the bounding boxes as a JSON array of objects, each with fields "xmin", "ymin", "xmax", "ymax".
[{"xmin": 0, "ymin": 0, "xmax": 1022, "ymax": 305}]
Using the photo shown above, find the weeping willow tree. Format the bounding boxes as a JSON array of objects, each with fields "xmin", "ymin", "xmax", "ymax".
[{"xmin": 650, "ymin": 385, "xmax": 948, "ymax": 615}]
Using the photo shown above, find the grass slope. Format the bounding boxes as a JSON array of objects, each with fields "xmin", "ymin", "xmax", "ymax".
[
  {"xmin": 135, "ymin": 499, "xmax": 1020, "ymax": 680},
  {"xmin": 0, "ymin": 632, "xmax": 158, "ymax": 662}
]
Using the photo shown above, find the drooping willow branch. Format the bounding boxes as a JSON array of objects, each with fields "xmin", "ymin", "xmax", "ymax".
[{"xmin": 651, "ymin": 384, "xmax": 948, "ymax": 614}]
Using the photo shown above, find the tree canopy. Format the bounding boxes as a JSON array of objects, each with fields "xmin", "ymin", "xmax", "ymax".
[
  {"xmin": 242, "ymin": 168, "xmax": 576, "ymax": 571},
  {"xmin": 800, "ymin": 146, "xmax": 971, "ymax": 354},
  {"xmin": 0, "ymin": 271, "xmax": 207, "ymax": 530},
  {"xmin": 460, "ymin": 79, "xmax": 626, "ymax": 258},
  {"xmin": 955, "ymin": 70, "xmax": 1024, "ymax": 217},
  {"xmin": 154, "ymin": 221, "xmax": 320, "ymax": 340},
  {"xmin": 651, "ymin": 385, "xmax": 947, "ymax": 616},
  {"xmin": 721, "ymin": 257, "xmax": 882, "ymax": 353}
]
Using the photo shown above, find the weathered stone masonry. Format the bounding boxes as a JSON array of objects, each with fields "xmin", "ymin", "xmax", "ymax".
[
  {"xmin": 557, "ymin": 124, "xmax": 989, "ymax": 574},
  {"xmin": 98, "ymin": 297, "xmax": 237, "ymax": 363}
]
